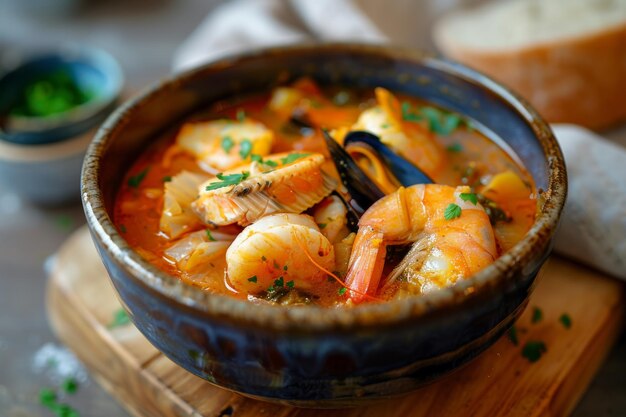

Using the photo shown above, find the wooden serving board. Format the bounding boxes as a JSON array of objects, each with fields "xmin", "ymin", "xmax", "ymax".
[{"xmin": 47, "ymin": 226, "xmax": 625, "ymax": 417}]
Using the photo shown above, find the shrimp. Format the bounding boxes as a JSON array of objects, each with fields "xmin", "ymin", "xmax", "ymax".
[
  {"xmin": 193, "ymin": 152, "xmax": 337, "ymax": 226},
  {"xmin": 225, "ymin": 213, "xmax": 335, "ymax": 294},
  {"xmin": 351, "ymin": 87, "xmax": 446, "ymax": 178},
  {"xmin": 176, "ymin": 118, "xmax": 274, "ymax": 172},
  {"xmin": 344, "ymin": 184, "xmax": 497, "ymax": 303}
]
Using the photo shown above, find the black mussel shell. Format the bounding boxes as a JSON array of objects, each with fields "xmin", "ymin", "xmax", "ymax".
[
  {"xmin": 343, "ymin": 131, "xmax": 434, "ymax": 186},
  {"xmin": 322, "ymin": 130, "xmax": 385, "ymax": 215}
]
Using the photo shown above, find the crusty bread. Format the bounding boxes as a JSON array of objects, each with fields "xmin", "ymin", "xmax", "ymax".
[{"xmin": 433, "ymin": 0, "xmax": 626, "ymax": 129}]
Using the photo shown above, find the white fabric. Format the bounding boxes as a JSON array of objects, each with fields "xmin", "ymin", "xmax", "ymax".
[{"xmin": 172, "ymin": 0, "xmax": 626, "ymax": 280}]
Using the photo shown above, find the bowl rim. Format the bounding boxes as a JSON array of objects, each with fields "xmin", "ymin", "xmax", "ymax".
[{"xmin": 82, "ymin": 42, "xmax": 567, "ymax": 332}]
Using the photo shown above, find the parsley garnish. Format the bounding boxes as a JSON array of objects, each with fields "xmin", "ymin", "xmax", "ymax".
[
  {"xmin": 286, "ymin": 280, "xmax": 295, "ymax": 288},
  {"xmin": 338, "ymin": 287, "xmax": 347, "ymax": 296},
  {"xmin": 247, "ymin": 276, "xmax": 258, "ymax": 283},
  {"xmin": 280, "ymin": 152, "xmax": 310, "ymax": 165},
  {"xmin": 446, "ymin": 143, "xmax": 463, "ymax": 153},
  {"xmin": 459, "ymin": 192, "xmax": 478, "ymax": 205},
  {"xmin": 236, "ymin": 109, "xmax": 245, "ymax": 121},
  {"xmin": 531, "ymin": 307, "xmax": 543, "ymax": 324},
  {"xmin": 318, "ymin": 223, "xmax": 327, "ymax": 229},
  {"xmin": 559, "ymin": 313, "xmax": 572, "ymax": 329},
  {"xmin": 162, "ymin": 176, "xmax": 172, "ymax": 183},
  {"xmin": 522, "ymin": 341, "xmax": 547, "ymax": 363},
  {"xmin": 109, "ymin": 308, "xmax": 131, "ymax": 329},
  {"xmin": 39, "ymin": 388, "xmax": 57, "ymax": 407},
  {"xmin": 221, "ymin": 136, "xmax": 234, "ymax": 153},
  {"xmin": 261, "ymin": 255, "xmax": 267, "ymax": 261},
  {"xmin": 273, "ymin": 260, "xmax": 280, "ymax": 269},
  {"xmin": 444, "ymin": 203, "xmax": 462, "ymax": 220},
  {"xmin": 274, "ymin": 276, "xmax": 284, "ymax": 287},
  {"xmin": 205, "ymin": 171, "xmax": 250, "ymax": 191},
  {"xmin": 205, "ymin": 230, "xmax": 216, "ymax": 241},
  {"xmin": 127, "ymin": 167, "xmax": 149, "ymax": 188},
  {"xmin": 283, "ymin": 265, "xmax": 288, "ymax": 271},
  {"xmin": 250, "ymin": 154, "xmax": 262, "ymax": 162},
  {"xmin": 401, "ymin": 102, "xmax": 462, "ymax": 135},
  {"xmin": 62, "ymin": 377, "xmax": 78, "ymax": 394},
  {"xmin": 239, "ymin": 139, "xmax": 253, "ymax": 159},
  {"xmin": 508, "ymin": 325, "xmax": 519, "ymax": 346}
]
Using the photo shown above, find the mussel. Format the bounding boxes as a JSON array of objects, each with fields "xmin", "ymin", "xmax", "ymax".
[{"xmin": 323, "ymin": 130, "xmax": 433, "ymax": 215}]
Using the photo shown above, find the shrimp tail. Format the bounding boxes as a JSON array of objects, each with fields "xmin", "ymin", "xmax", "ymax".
[{"xmin": 344, "ymin": 226, "xmax": 387, "ymax": 303}]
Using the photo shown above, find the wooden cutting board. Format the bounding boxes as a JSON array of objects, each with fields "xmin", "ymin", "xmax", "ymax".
[{"xmin": 47, "ymin": 226, "xmax": 625, "ymax": 417}]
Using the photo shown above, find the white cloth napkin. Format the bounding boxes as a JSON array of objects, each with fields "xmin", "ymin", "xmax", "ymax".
[{"xmin": 173, "ymin": 0, "xmax": 626, "ymax": 280}]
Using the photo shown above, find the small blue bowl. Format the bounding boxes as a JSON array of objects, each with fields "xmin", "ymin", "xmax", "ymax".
[{"xmin": 0, "ymin": 46, "xmax": 123, "ymax": 145}]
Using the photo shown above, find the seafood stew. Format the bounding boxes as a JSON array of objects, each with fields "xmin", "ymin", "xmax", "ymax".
[{"xmin": 114, "ymin": 79, "xmax": 536, "ymax": 307}]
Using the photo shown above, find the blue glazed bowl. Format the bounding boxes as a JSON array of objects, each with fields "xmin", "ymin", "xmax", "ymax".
[
  {"xmin": 0, "ymin": 46, "xmax": 123, "ymax": 145},
  {"xmin": 82, "ymin": 44, "xmax": 566, "ymax": 407}
]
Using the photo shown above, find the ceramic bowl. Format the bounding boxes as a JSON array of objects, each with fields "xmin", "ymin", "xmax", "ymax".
[
  {"xmin": 0, "ymin": 46, "xmax": 123, "ymax": 145},
  {"xmin": 82, "ymin": 44, "xmax": 567, "ymax": 407}
]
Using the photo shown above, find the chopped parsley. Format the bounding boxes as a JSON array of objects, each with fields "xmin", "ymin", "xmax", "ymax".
[
  {"xmin": 221, "ymin": 136, "xmax": 234, "ymax": 153},
  {"xmin": 283, "ymin": 265, "xmax": 288, "ymax": 271},
  {"xmin": 459, "ymin": 192, "xmax": 478, "ymax": 205},
  {"xmin": 162, "ymin": 175, "xmax": 172, "ymax": 183},
  {"xmin": 236, "ymin": 109, "xmax": 246, "ymax": 121},
  {"xmin": 286, "ymin": 280, "xmax": 295, "ymax": 289},
  {"xmin": 39, "ymin": 388, "xmax": 57, "ymax": 407},
  {"xmin": 446, "ymin": 143, "xmax": 463, "ymax": 153},
  {"xmin": 62, "ymin": 377, "xmax": 78, "ymax": 394},
  {"xmin": 444, "ymin": 203, "xmax": 462, "ymax": 220},
  {"xmin": 239, "ymin": 139, "xmax": 253, "ymax": 159},
  {"xmin": 247, "ymin": 276, "xmax": 258, "ymax": 283},
  {"xmin": 261, "ymin": 255, "xmax": 267, "ymax": 261},
  {"xmin": 318, "ymin": 223, "xmax": 327, "ymax": 229},
  {"xmin": 205, "ymin": 230, "xmax": 216, "ymax": 241},
  {"xmin": 401, "ymin": 102, "xmax": 463, "ymax": 136},
  {"xmin": 559, "ymin": 313, "xmax": 572, "ymax": 329},
  {"xmin": 205, "ymin": 171, "xmax": 250, "ymax": 191},
  {"xmin": 531, "ymin": 307, "xmax": 543, "ymax": 324},
  {"xmin": 280, "ymin": 152, "xmax": 310, "ymax": 165},
  {"xmin": 522, "ymin": 341, "xmax": 547, "ymax": 363},
  {"xmin": 338, "ymin": 287, "xmax": 347, "ymax": 296},
  {"xmin": 127, "ymin": 167, "xmax": 149, "ymax": 188},
  {"xmin": 109, "ymin": 308, "xmax": 131, "ymax": 329},
  {"xmin": 273, "ymin": 260, "xmax": 280, "ymax": 269},
  {"xmin": 508, "ymin": 325, "xmax": 519, "ymax": 346}
]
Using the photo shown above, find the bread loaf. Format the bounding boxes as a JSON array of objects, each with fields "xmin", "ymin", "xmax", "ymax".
[{"xmin": 433, "ymin": 0, "xmax": 626, "ymax": 129}]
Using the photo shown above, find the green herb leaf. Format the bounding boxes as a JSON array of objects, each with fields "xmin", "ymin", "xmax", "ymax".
[
  {"xmin": 522, "ymin": 341, "xmax": 547, "ymax": 363},
  {"xmin": 283, "ymin": 265, "xmax": 288, "ymax": 271},
  {"xmin": 39, "ymin": 388, "xmax": 57, "ymax": 407},
  {"xmin": 62, "ymin": 377, "xmax": 78, "ymax": 394},
  {"xmin": 318, "ymin": 223, "xmax": 327, "ymax": 229},
  {"xmin": 109, "ymin": 308, "xmax": 131, "ymax": 329},
  {"xmin": 205, "ymin": 171, "xmax": 250, "ymax": 191},
  {"xmin": 338, "ymin": 287, "xmax": 347, "ymax": 296},
  {"xmin": 236, "ymin": 109, "xmax": 246, "ymax": 121},
  {"xmin": 444, "ymin": 203, "xmax": 462, "ymax": 220},
  {"xmin": 280, "ymin": 152, "xmax": 310, "ymax": 165},
  {"xmin": 261, "ymin": 255, "xmax": 267, "ymax": 261},
  {"xmin": 531, "ymin": 307, "xmax": 543, "ymax": 324},
  {"xmin": 559, "ymin": 313, "xmax": 572, "ymax": 329},
  {"xmin": 250, "ymin": 154, "xmax": 263, "ymax": 163},
  {"xmin": 401, "ymin": 101, "xmax": 422, "ymax": 122},
  {"xmin": 127, "ymin": 167, "xmax": 149, "ymax": 188},
  {"xmin": 247, "ymin": 276, "xmax": 258, "ymax": 283},
  {"xmin": 420, "ymin": 107, "xmax": 462, "ymax": 136},
  {"xmin": 264, "ymin": 159, "xmax": 278, "ymax": 167},
  {"xmin": 446, "ymin": 143, "xmax": 463, "ymax": 153},
  {"xmin": 459, "ymin": 192, "xmax": 478, "ymax": 205},
  {"xmin": 286, "ymin": 280, "xmax": 295, "ymax": 289},
  {"xmin": 508, "ymin": 325, "xmax": 519, "ymax": 346},
  {"xmin": 273, "ymin": 260, "xmax": 280, "ymax": 269},
  {"xmin": 205, "ymin": 230, "xmax": 216, "ymax": 241},
  {"xmin": 274, "ymin": 276, "xmax": 284, "ymax": 288},
  {"xmin": 239, "ymin": 139, "xmax": 253, "ymax": 159},
  {"xmin": 162, "ymin": 176, "xmax": 172, "ymax": 183},
  {"xmin": 221, "ymin": 136, "xmax": 234, "ymax": 153}
]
